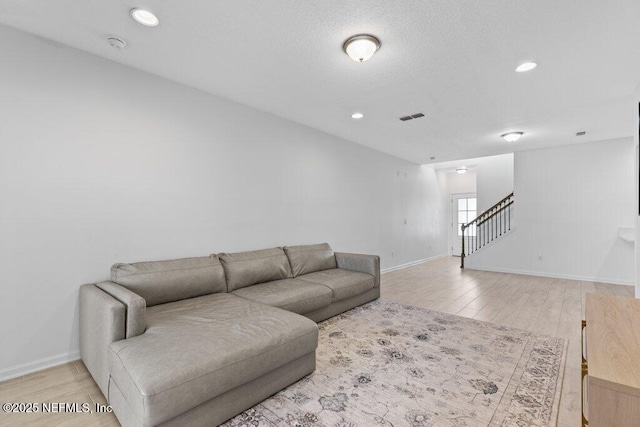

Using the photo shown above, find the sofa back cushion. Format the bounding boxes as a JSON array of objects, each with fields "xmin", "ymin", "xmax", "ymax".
[
  {"xmin": 219, "ymin": 247, "xmax": 291, "ymax": 292},
  {"xmin": 111, "ymin": 255, "xmax": 227, "ymax": 306},
  {"xmin": 284, "ymin": 243, "xmax": 337, "ymax": 277}
]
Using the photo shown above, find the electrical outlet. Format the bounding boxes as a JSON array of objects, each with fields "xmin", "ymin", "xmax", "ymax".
[
  {"xmin": 538, "ymin": 254, "xmax": 543, "ymax": 261},
  {"xmin": 391, "ymin": 251, "xmax": 395, "ymax": 257},
  {"xmin": 403, "ymin": 219, "xmax": 408, "ymax": 225}
]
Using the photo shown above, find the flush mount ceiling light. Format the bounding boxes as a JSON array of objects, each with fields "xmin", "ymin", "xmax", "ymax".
[
  {"xmin": 456, "ymin": 167, "xmax": 468, "ymax": 174},
  {"xmin": 130, "ymin": 8, "xmax": 159, "ymax": 27},
  {"xmin": 501, "ymin": 132, "xmax": 524, "ymax": 142},
  {"xmin": 343, "ymin": 34, "xmax": 381, "ymax": 62},
  {"xmin": 351, "ymin": 112, "xmax": 364, "ymax": 119},
  {"xmin": 515, "ymin": 62, "xmax": 537, "ymax": 72}
]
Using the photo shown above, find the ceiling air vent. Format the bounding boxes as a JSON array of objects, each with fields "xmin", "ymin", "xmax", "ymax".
[
  {"xmin": 399, "ymin": 112, "xmax": 425, "ymax": 122},
  {"xmin": 576, "ymin": 131, "xmax": 586, "ymax": 136}
]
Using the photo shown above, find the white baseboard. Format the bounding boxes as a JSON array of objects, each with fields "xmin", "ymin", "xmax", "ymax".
[
  {"xmin": 0, "ymin": 350, "xmax": 80, "ymax": 383},
  {"xmin": 464, "ymin": 264, "xmax": 635, "ymax": 287},
  {"xmin": 381, "ymin": 253, "xmax": 449, "ymax": 274}
]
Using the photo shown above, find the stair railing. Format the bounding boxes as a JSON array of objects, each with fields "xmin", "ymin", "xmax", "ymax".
[{"xmin": 461, "ymin": 192, "xmax": 514, "ymax": 268}]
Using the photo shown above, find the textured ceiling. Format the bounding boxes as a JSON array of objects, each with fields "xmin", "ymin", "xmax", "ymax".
[{"xmin": 1, "ymin": 1, "xmax": 639, "ymax": 164}]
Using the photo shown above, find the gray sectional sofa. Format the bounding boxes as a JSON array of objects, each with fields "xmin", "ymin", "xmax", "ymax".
[{"xmin": 79, "ymin": 243, "xmax": 380, "ymax": 426}]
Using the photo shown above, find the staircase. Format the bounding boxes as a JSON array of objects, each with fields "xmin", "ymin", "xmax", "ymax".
[{"xmin": 460, "ymin": 192, "xmax": 514, "ymax": 268}]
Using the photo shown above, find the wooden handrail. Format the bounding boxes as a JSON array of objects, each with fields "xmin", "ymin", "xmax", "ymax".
[
  {"xmin": 483, "ymin": 191, "xmax": 514, "ymax": 216},
  {"xmin": 462, "ymin": 192, "xmax": 514, "ymax": 231},
  {"xmin": 476, "ymin": 200, "xmax": 514, "ymax": 226}
]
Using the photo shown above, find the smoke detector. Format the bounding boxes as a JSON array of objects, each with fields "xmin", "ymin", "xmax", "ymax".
[{"xmin": 107, "ymin": 37, "xmax": 127, "ymax": 50}]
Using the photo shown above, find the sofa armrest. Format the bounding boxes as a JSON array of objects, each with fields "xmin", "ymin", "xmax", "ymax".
[
  {"xmin": 334, "ymin": 252, "xmax": 380, "ymax": 287},
  {"xmin": 95, "ymin": 281, "xmax": 146, "ymax": 339},
  {"xmin": 80, "ymin": 284, "xmax": 126, "ymax": 398}
]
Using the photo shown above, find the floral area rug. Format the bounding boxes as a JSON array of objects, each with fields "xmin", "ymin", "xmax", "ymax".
[{"xmin": 223, "ymin": 299, "xmax": 567, "ymax": 427}]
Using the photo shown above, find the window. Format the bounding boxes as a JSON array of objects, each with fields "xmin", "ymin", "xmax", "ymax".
[{"xmin": 457, "ymin": 197, "xmax": 477, "ymax": 236}]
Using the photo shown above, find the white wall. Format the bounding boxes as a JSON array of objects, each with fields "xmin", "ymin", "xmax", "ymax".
[
  {"xmin": 476, "ymin": 153, "xmax": 514, "ymax": 212},
  {"xmin": 446, "ymin": 170, "xmax": 477, "ymax": 195},
  {"xmin": 0, "ymin": 25, "xmax": 449, "ymax": 379},
  {"xmin": 466, "ymin": 138, "xmax": 636, "ymax": 285},
  {"xmin": 435, "ymin": 153, "xmax": 512, "ymax": 212}
]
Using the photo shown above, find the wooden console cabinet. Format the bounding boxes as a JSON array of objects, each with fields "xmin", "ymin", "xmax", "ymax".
[{"xmin": 582, "ymin": 293, "xmax": 640, "ymax": 426}]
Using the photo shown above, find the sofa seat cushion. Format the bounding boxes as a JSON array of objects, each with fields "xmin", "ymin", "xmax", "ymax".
[
  {"xmin": 107, "ymin": 293, "xmax": 318, "ymax": 426},
  {"xmin": 297, "ymin": 268, "xmax": 375, "ymax": 302},
  {"xmin": 231, "ymin": 279, "xmax": 332, "ymax": 314}
]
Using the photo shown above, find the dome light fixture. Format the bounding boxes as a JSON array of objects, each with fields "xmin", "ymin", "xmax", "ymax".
[
  {"xmin": 501, "ymin": 132, "xmax": 524, "ymax": 142},
  {"xmin": 515, "ymin": 62, "xmax": 537, "ymax": 72},
  {"xmin": 351, "ymin": 112, "xmax": 364, "ymax": 119},
  {"xmin": 343, "ymin": 34, "xmax": 381, "ymax": 62},
  {"xmin": 456, "ymin": 167, "xmax": 468, "ymax": 174},
  {"xmin": 130, "ymin": 8, "xmax": 159, "ymax": 27}
]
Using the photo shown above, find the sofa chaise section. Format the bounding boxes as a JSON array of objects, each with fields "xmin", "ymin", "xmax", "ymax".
[
  {"xmin": 80, "ymin": 255, "xmax": 227, "ymax": 398},
  {"xmin": 108, "ymin": 293, "xmax": 317, "ymax": 426}
]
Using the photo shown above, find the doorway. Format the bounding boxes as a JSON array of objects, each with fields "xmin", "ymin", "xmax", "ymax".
[{"xmin": 451, "ymin": 194, "xmax": 477, "ymax": 256}]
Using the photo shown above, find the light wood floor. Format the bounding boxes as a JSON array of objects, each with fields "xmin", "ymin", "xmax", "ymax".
[
  {"xmin": 381, "ymin": 257, "xmax": 634, "ymax": 427},
  {"xmin": 0, "ymin": 256, "xmax": 634, "ymax": 426}
]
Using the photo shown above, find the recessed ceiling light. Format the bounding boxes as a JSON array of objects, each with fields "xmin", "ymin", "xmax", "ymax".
[
  {"xmin": 515, "ymin": 62, "xmax": 537, "ymax": 72},
  {"xmin": 343, "ymin": 34, "xmax": 381, "ymax": 62},
  {"xmin": 501, "ymin": 132, "xmax": 524, "ymax": 142},
  {"xmin": 130, "ymin": 8, "xmax": 159, "ymax": 27},
  {"xmin": 456, "ymin": 167, "xmax": 468, "ymax": 174},
  {"xmin": 351, "ymin": 112, "xmax": 364, "ymax": 119}
]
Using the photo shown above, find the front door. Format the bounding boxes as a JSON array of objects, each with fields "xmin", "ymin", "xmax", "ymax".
[{"xmin": 451, "ymin": 194, "xmax": 477, "ymax": 256}]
